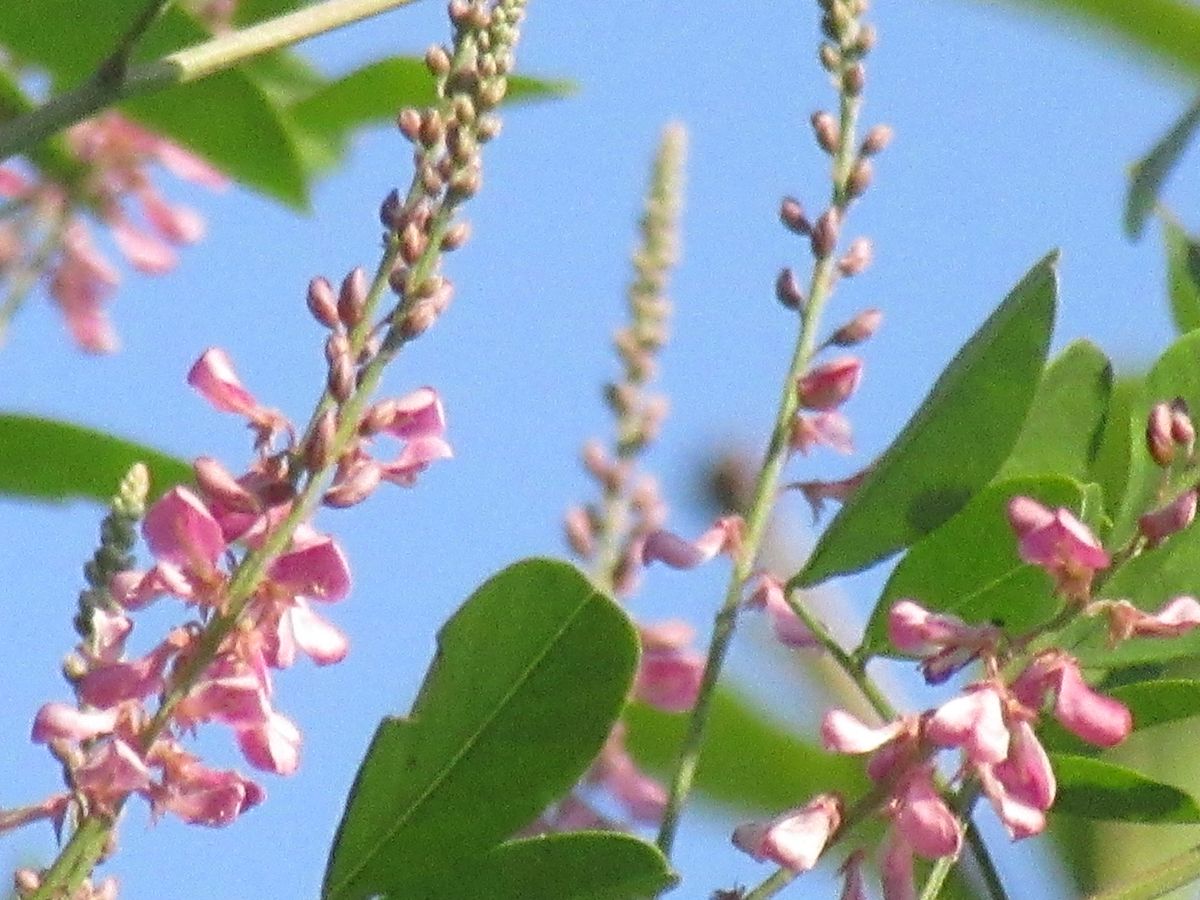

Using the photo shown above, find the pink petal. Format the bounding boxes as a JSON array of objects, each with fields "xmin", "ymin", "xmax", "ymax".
[
  {"xmin": 379, "ymin": 436, "xmax": 453, "ymax": 486},
  {"xmin": 75, "ymin": 739, "xmax": 152, "ymax": 801},
  {"xmin": 976, "ymin": 762, "xmax": 1047, "ymax": 839},
  {"xmin": 745, "ymin": 574, "xmax": 817, "ymax": 648},
  {"xmin": 797, "ymin": 356, "xmax": 863, "ymax": 411},
  {"xmin": 31, "ymin": 703, "xmax": 119, "ymax": 743},
  {"xmin": 732, "ymin": 794, "xmax": 842, "ymax": 872},
  {"xmin": 1052, "ymin": 658, "xmax": 1131, "ymax": 748},
  {"xmin": 640, "ymin": 516, "xmax": 743, "ymax": 569},
  {"xmin": 279, "ymin": 600, "xmax": 349, "ymax": 667},
  {"xmin": 188, "ymin": 348, "xmax": 260, "ymax": 417},
  {"xmin": 156, "ymin": 764, "xmax": 263, "ymax": 827},
  {"xmin": 1139, "ymin": 490, "xmax": 1198, "ymax": 548},
  {"xmin": 839, "ymin": 849, "xmax": 869, "ymax": 900},
  {"xmin": 893, "ymin": 771, "xmax": 962, "ymax": 859},
  {"xmin": 635, "ymin": 646, "xmax": 704, "ymax": 713},
  {"xmin": 790, "ymin": 411, "xmax": 854, "ymax": 455},
  {"xmin": 77, "ymin": 640, "xmax": 178, "ymax": 708},
  {"xmin": 1008, "ymin": 497, "xmax": 1110, "ymax": 582},
  {"xmin": 151, "ymin": 139, "xmax": 230, "ymax": 190},
  {"xmin": 383, "ymin": 387, "xmax": 447, "ymax": 440},
  {"xmin": 143, "ymin": 487, "xmax": 225, "ymax": 571},
  {"xmin": 1139, "ymin": 596, "xmax": 1200, "ymax": 636},
  {"xmin": 926, "ymin": 686, "xmax": 1010, "ymax": 765},
  {"xmin": 267, "ymin": 536, "xmax": 351, "ymax": 603},
  {"xmin": 822, "ymin": 709, "xmax": 905, "ymax": 754},
  {"xmin": 177, "ymin": 673, "xmax": 270, "ymax": 730},
  {"xmin": 992, "ymin": 720, "xmax": 1055, "ymax": 812},
  {"xmin": 236, "ymin": 711, "xmax": 301, "ymax": 775},
  {"xmin": 139, "ymin": 187, "xmax": 205, "ymax": 244},
  {"xmin": 0, "ymin": 167, "xmax": 30, "ymax": 196},
  {"xmin": 111, "ymin": 215, "xmax": 176, "ymax": 274},
  {"xmin": 881, "ymin": 830, "xmax": 917, "ymax": 900}
]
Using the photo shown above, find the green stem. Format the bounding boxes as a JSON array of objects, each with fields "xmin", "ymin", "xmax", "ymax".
[
  {"xmin": 95, "ymin": 0, "xmax": 177, "ymax": 86},
  {"xmin": 653, "ymin": 62, "xmax": 864, "ymax": 862},
  {"xmin": 0, "ymin": 0, "xmax": 418, "ymax": 161},
  {"xmin": 1087, "ymin": 842, "xmax": 1200, "ymax": 900}
]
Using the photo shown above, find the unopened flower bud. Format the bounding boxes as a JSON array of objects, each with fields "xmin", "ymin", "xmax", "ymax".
[
  {"xmin": 860, "ymin": 124, "xmax": 894, "ymax": 156},
  {"xmin": 844, "ymin": 63, "xmax": 866, "ymax": 96},
  {"xmin": 1147, "ymin": 402, "xmax": 1175, "ymax": 467},
  {"xmin": 306, "ymin": 276, "xmax": 340, "ymax": 329},
  {"xmin": 819, "ymin": 42, "xmax": 841, "ymax": 72},
  {"xmin": 327, "ymin": 354, "xmax": 356, "ymax": 403},
  {"xmin": 846, "ymin": 158, "xmax": 873, "ymax": 199},
  {"xmin": 811, "ymin": 111, "xmax": 840, "ymax": 153},
  {"xmin": 779, "ymin": 196, "xmax": 811, "ymax": 235},
  {"xmin": 441, "ymin": 220, "xmax": 471, "ymax": 251},
  {"xmin": 379, "ymin": 189, "xmax": 403, "ymax": 231},
  {"xmin": 396, "ymin": 108, "xmax": 422, "ymax": 142},
  {"xmin": 605, "ymin": 381, "xmax": 638, "ymax": 417},
  {"xmin": 194, "ymin": 456, "xmax": 259, "ymax": 513},
  {"xmin": 810, "ymin": 208, "xmax": 841, "ymax": 259},
  {"xmin": 837, "ymin": 236, "xmax": 873, "ymax": 276},
  {"xmin": 399, "ymin": 299, "xmax": 439, "ymax": 339},
  {"xmin": 830, "ymin": 308, "xmax": 882, "ymax": 346},
  {"xmin": 1139, "ymin": 490, "xmax": 1198, "ymax": 548},
  {"xmin": 323, "ymin": 460, "xmax": 382, "ymax": 508},
  {"xmin": 418, "ymin": 110, "xmax": 444, "ymax": 147},
  {"xmin": 14, "ymin": 868, "xmax": 40, "ymax": 893},
  {"xmin": 447, "ymin": 0, "xmax": 471, "ymax": 27},
  {"xmin": 359, "ymin": 398, "xmax": 399, "ymax": 437},
  {"xmin": 425, "ymin": 44, "xmax": 452, "ymax": 76},
  {"xmin": 564, "ymin": 506, "xmax": 596, "ymax": 558},
  {"xmin": 797, "ymin": 356, "xmax": 863, "ymax": 410},
  {"xmin": 478, "ymin": 79, "xmax": 507, "ymax": 109},
  {"xmin": 338, "ymin": 268, "xmax": 368, "ymax": 328},
  {"xmin": 400, "ymin": 222, "xmax": 427, "ymax": 265},
  {"xmin": 582, "ymin": 439, "xmax": 611, "ymax": 482},
  {"xmin": 854, "ymin": 23, "xmax": 878, "ymax": 54},
  {"xmin": 476, "ymin": 114, "xmax": 503, "ymax": 142},
  {"xmin": 448, "ymin": 165, "xmax": 482, "ymax": 198},
  {"xmin": 1171, "ymin": 399, "xmax": 1195, "ymax": 449},
  {"xmin": 305, "ymin": 410, "xmax": 338, "ymax": 471},
  {"xmin": 775, "ymin": 267, "xmax": 805, "ymax": 310}
]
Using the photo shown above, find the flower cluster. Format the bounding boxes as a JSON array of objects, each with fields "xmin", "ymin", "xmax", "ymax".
[
  {"xmin": 0, "ymin": 113, "xmax": 226, "ymax": 351},
  {"xmin": 731, "ymin": 492, "xmax": 1200, "ymax": 898}
]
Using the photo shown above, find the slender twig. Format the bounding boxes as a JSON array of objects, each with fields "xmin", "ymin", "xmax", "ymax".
[
  {"xmin": 0, "ymin": 0, "xmax": 419, "ymax": 162},
  {"xmin": 653, "ymin": 26, "xmax": 867, "ymax": 861},
  {"xmin": 95, "ymin": 0, "xmax": 177, "ymax": 86}
]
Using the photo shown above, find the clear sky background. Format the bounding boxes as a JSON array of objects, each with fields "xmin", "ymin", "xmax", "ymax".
[{"xmin": 2, "ymin": 2, "xmax": 1199, "ymax": 898}]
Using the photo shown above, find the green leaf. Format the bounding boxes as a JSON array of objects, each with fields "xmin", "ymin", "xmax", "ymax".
[
  {"xmin": 1126, "ymin": 99, "xmax": 1200, "ymax": 240},
  {"xmin": 1000, "ymin": 1, "xmax": 1200, "ymax": 82},
  {"xmin": 1052, "ymin": 754, "xmax": 1200, "ymax": 823},
  {"xmin": 1165, "ymin": 217, "xmax": 1200, "ymax": 334},
  {"xmin": 624, "ymin": 687, "xmax": 869, "ymax": 814},
  {"xmin": 1088, "ymin": 375, "xmax": 1141, "ymax": 517},
  {"xmin": 1111, "ymin": 331, "xmax": 1200, "ymax": 545},
  {"xmin": 1069, "ymin": 523, "xmax": 1200, "ymax": 667},
  {"xmin": 0, "ymin": 1, "xmax": 311, "ymax": 205},
  {"xmin": 323, "ymin": 560, "xmax": 639, "ymax": 900},
  {"xmin": 998, "ymin": 340, "xmax": 1112, "ymax": 482},
  {"xmin": 0, "ymin": 414, "xmax": 190, "ymax": 503},
  {"xmin": 860, "ymin": 476, "xmax": 1094, "ymax": 658},
  {"xmin": 1040, "ymin": 680, "xmax": 1200, "ymax": 756},
  {"xmin": 290, "ymin": 58, "xmax": 572, "ymax": 160},
  {"xmin": 791, "ymin": 252, "xmax": 1058, "ymax": 588},
  {"xmin": 423, "ymin": 833, "xmax": 676, "ymax": 900}
]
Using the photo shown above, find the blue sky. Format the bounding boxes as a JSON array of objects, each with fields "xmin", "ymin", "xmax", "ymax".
[{"xmin": 2, "ymin": 2, "xmax": 1199, "ymax": 897}]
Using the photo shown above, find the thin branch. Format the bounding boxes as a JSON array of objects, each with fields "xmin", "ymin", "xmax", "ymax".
[
  {"xmin": 95, "ymin": 0, "xmax": 177, "ymax": 86},
  {"xmin": 0, "ymin": 0, "xmax": 419, "ymax": 162}
]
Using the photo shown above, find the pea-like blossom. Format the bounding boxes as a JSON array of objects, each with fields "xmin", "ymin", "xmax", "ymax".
[
  {"xmin": 1006, "ymin": 497, "xmax": 1109, "ymax": 599},
  {"xmin": 732, "ymin": 794, "xmax": 842, "ymax": 872},
  {"xmin": 639, "ymin": 515, "xmax": 743, "ymax": 569}
]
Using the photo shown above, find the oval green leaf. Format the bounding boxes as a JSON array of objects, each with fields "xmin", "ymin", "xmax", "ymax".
[
  {"xmin": 323, "ymin": 559, "xmax": 639, "ymax": 900},
  {"xmin": 0, "ymin": 413, "xmax": 190, "ymax": 503},
  {"xmin": 1165, "ymin": 217, "xmax": 1200, "ymax": 334},
  {"xmin": 860, "ymin": 476, "xmax": 1095, "ymax": 658},
  {"xmin": 791, "ymin": 252, "xmax": 1058, "ymax": 588},
  {"xmin": 1126, "ymin": 99, "xmax": 1200, "ymax": 240},
  {"xmin": 417, "ymin": 833, "xmax": 676, "ymax": 900},
  {"xmin": 998, "ymin": 340, "xmax": 1112, "ymax": 483},
  {"xmin": 1052, "ymin": 754, "xmax": 1200, "ymax": 824}
]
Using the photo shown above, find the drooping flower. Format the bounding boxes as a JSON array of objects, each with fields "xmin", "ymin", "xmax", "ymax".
[
  {"xmin": 887, "ymin": 599, "xmax": 999, "ymax": 684},
  {"xmin": 633, "ymin": 620, "xmax": 704, "ymax": 713},
  {"xmin": 639, "ymin": 516, "xmax": 743, "ymax": 569},
  {"xmin": 1006, "ymin": 497, "xmax": 1109, "ymax": 599},
  {"xmin": 744, "ymin": 574, "xmax": 818, "ymax": 648},
  {"xmin": 732, "ymin": 794, "xmax": 842, "ymax": 872},
  {"xmin": 797, "ymin": 356, "xmax": 863, "ymax": 411},
  {"xmin": 1012, "ymin": 652, "xmax": 1131, "ymax": 748},
  {"xmin": 1090, "ymin": 596, "xmax": 1200, "ymax": 644}
]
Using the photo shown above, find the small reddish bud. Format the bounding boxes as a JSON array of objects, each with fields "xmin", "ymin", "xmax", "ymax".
[
  {"xmin": 193, "ymin": 456, "xmax": 259, "ymax": 514},
  {"xmin": 1139, "ymin": 490, "xmax": 1198, "ymax": 548},
  {"xmin": 400, "ymin": 222, "xmax": 427, "ymax": 266},
  {"xmin": 1146, "ymin": 402, "xmax": 1175, "ymax": 467},
  {"xmin": 337, "ymin": 268, "xmax": 368, "ymax": 329},
  {"xmin": 779, "ymin": 196, "xmax": 811, "ymax": 235},
  {"xmin": 844, "ymin": 63, "xmax": 866, "ymax": 96},
  {"xmin": 810, "ymin": 208, "xmax": 841, "ymax": 259},
  {"xmin": 811, "ymin": 111, "xmax": 840, "ymax": 153},
  {"xmin": 860, "ymin": 124, "xmax": 894, "ymax": 156},
  {"xmin": 305, "ymin": 410, "xmax": 338, "ymax": 472},
  {"xmin": 478, "ymin": 79, "xmax": 507, "ymax": 109},
  {"xmin": 854, "ymin": 23, "xmax": 878, "ymax": 54},
  {"xmin": 448, "ymin": 165, "xmax": 482, "ymax": 198},
  {"xmin": 306, "ymin": 277, "xmax": 340, "ymax": 329},
  {"xmin": 830, "ymin": 308, "xmax": 882, "ymax": 346},
  {"xmin": 797, "ymin": 356, "xmax": 862, "ymax": 411},
  {"xmin": 325, "ymin": 332, "xmax": 350, "ymax": 367},
  {"xmin": 328, "ymin": 356, "xmax": 356, "ymax": 403},
  {"xmin": 1172, "ymin": 398, "xmax": 1195, "ymax": 448},
  {"xmin": 476, "ymin": 114, "xmax": 503, "ymax": 142},
  {"xmin": 441, "ymin": 220, "xmax": 471, "ymax": 251},
  {"xmin": 418, "ymin": 110, "xmax": 444, "ymax": 147},
  {"xmin": 818, "ymin": 42, "xmax": 840, "ymax": 72},
  {"xmin": 396, "ymin": 108, "xmax": 422, "ymax": 142},
  {"xmin": 323, "ymin": 460, "xmax": 382, "ymax": 508},
  {"xmin": 424, "ymin": 44, "xmax": 452, "ymax": 77},
  {"xmin": 837, "ymin": 237, "xmax": 873, "ymax": 276},
  {"xmin": 564, "ymin": 506, "xmax": 596, "ymax": 558},
  {"xmin": 379, "ymin": 189, "xmax": 403, "ymax": 230},
  {"xmin": 775, "ymin": 267, "xmax": 805, "ymax": 310},
  {"xmin": 846, "ymin": 158, "xmax": 873, "ymax": 199}
]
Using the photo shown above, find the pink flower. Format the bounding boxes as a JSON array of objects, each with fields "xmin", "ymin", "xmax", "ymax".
[
  {"xmin": 890, "ymin": 768, "xmax": 962, "ymax": 859},
  {"xmin": 640, "ymin": 516, "xmax": 743, "ymax": 569},
  {"xmin": 975, "ymin": 721, "xmax": 1055, "ymax": 839},
  {"xmin": 791, "ymin": 410, "xmax": 854, "ymax": 455},
  {"xmin": 732, "ymin": 794, "xmax": 842, "ymax": 872},
  {"xmin": 236, "ymin": 711, "xmax": 302, "ymax": 775},
  {"xmin": 588, "ymin": 726, "xmax": 667, "ymax": 823},
  {"xmin": 270, "ymin": 599, "xmax": 349, "ymax": 667},
  {"xmin": 797, "ymin": 356, "xmax": 863, "ymax": 411},
  {"xmin": 31, "ymin": 703, "xmax": 120, "ymax": 743},
  {"xmin": 143, "ymin": 487, "xmax": 226, "ymax": 574},
  {"xmin": 744, "ymin": 574, "xmax": 818, "ymax": 648},
  {"xmin": 888, "ymin": 600, "xmax": 999, "ymax": 685},
  {"xmin": 266, "ymin": 534, "xmax": 352, "ymax": 604},
  {"xmin": 74, "ymin": 739, "xmax": 152, "ymax": 804},
  {"xmin": 77, "ymin": 635, "xmax": 184, "ymax": 708},
  {"xmin": 1007, "ymin": 497, "xmax": 1109, "ymax": 598},
  {"xmin": 822, "ymin": 709, "xmax": 907, "ymax": 755},
  {"xmin": 152, "ymin": 748, "xmax": 264, "ymax": 827},
  {"xmin": 925, "ymin": 686, "xmax": 1010, "ymax": 765},
  {"xmin": 634, "ymin": 621, "xmax": 704, "ymax": 713},
  {"xmin": 49, "ymin": 222, "xmax": 121, "ymax": 353},
  {"xmin": 881, "ymin": 830, "xmax": 917, "ymax": 900},
  {"xmin": 1092, "ymin": 596, "xmax": 1200, "ymax": 643},
  {"xmin": 1013, "ymin": 652, "xmax": 1131, "ymax": 748},
  {"xmin": 1138, "ymin": 491, "xmax": 1197, "ymax": 548},
  {"xmin": 839, "ymin": 850, "xmax": 868, "ymax": 900},
  {"xmin": 187, "ymin": 348, "xmax": 289, "ymax": 444},
  {"xmin": 787, "ymin": 468, "xmax": 871, "ymax": 522}
]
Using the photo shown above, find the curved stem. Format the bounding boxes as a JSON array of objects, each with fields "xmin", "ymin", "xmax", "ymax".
[
  {"xmin": 0, "ymin": 0, "xmax": 418, "ymax": 162},
  {"xmin": 653, "ymin": 60, "xmax": 864, "ymax": 861},
  {"xmin": 95, "ymin": 0, "xmax": 177, "ymax": 86}
]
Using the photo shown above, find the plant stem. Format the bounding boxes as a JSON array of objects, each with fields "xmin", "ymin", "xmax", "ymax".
[
  {"xmin": 0, "ymin": 0, "xmax": 418, "ymax": 162},
  {"xmin": 95, "ymin": 0, "xmax": 177, "ymax": 86},
  {"xmin": 653, "ymin": 53, "xmax": 864, "ymax": 862}
]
